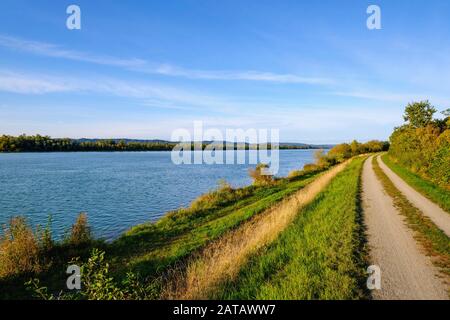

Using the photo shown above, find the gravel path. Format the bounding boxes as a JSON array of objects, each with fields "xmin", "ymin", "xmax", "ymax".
[
  {"xmin": 362, "ymin": 155, "xmax": 448, "ymax": 300},
  {"xmin": 378, "ymin": 156, "xmax": 450, "ymax": 237}
]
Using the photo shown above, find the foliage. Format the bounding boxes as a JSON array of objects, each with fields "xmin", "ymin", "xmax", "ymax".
[
  {"xmin": 0, "ymin": 134, "xmax": 322, "ymax": 153},
  {"xmin": 0, "ymin": 135, "xmax": 178, "ymax": 152},
  {"xmin": 389, "ymin": 101, "xmax": 450, "ymax": 187},
  {"xmin": 289, "ymin": 140, "xmax": 388, "ymax": 178},
  {"xmin": 403, "ymin": 100, "xmax": 437, "ymax": 128},
  {"xmin": 26, "ymin": 249, "xmax": 160, "ymax": 300}
]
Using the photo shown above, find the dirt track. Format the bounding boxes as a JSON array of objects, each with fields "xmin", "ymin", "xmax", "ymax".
[
  {"xmin": 378, "ymin": 156, "xmax": 450, "ymax": 237},
  {"xmin": 362, "ymin": 155, "xmax": 448, "ymax": 300}
]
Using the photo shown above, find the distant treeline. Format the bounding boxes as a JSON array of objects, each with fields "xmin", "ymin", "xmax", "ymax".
[
  {"xmin": 0, "ymin": 135, "xmax": 326, "ymax": 152},
  {"xmin": 388, "ymin": 101, "xmax": 450, "ymax": 187}
]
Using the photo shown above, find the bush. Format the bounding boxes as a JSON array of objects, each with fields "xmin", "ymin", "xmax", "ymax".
[
  {"xmin": 314, "ymin": 149, "xmax": 333, "ymax": 168},
  {"xmin": 426, "ymin": 130, "xmax": 450, "ymax": 187},
  {"xmin": 327, "ymin": 143, "xmax": 352, "ymax": 163},
  {"xmin": 287, "ymin": 140, "xmax": 388, "ymax": 179},
  {"xmin": 0, "ymin": 217, "xmax": 42, "ymax": 278},
  {"xmin": 27, "ymin": 248, "xmax": 160, "ymax": 300},
  {"xmin": 78, "ymin": 249, "xmax": 125, "ymax": 300},
  {"xmin": 388, "ymin": 101, "xmax": 450, "ymax": 187},
  {"xmin": 67, "ymin": 213, "xmax": 92, "ymax": 245},
  {"xmin": 248, "ymin": 164, "xmax": 274, "ymax": 186}
]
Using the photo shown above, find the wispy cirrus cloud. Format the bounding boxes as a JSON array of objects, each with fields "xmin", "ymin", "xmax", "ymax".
[
  {"xmin": 0, "ymin": 34, "xmax": 332, "ymax": 85},
  {"xmin": 0, "ymin": 35, "xmax": 146, "ymax": 68},
  {"xmin": 0, "ymin": 68, "xmax": 402, "ymax": 142},
  {"xmin": 149, "ymin": 64, "xmax": 333, "ymax": 84},
  {"xmin": 0, "ymin": 69, "xmax": 238, "ymax": 113},
  {"xmin": 0, "ymin": 70, "xmax": 77, "ymax": 94},
  {"xmin": 331, "ymin": 90, "xmax": 450, "ymax": 108}
]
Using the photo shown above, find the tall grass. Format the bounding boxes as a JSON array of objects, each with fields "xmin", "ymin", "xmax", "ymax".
[
  {"xmin": 0, "ymin": 213, "xmax": 100, "ymax": 299},
  {"xmin": 66, "ymin": 212, "xmax": 92, "ymax": 245},
  {"xmin": 215, "ymin": 156, "xmax": 368, "ymax": 300},
  {"xmin": 162, "ymin": 160, "xmax": 351, "ymax": 299},
  {"xmin": 0, "ymin": 217, "xmax": 42, "ymax": 278}
]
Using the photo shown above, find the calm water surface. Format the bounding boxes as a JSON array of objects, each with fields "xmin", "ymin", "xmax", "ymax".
[{"xmin": 0, "ymin": 150, "xmax": 316, "ymax": 240}]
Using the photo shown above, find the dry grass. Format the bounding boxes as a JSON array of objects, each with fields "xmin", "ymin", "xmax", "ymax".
[
  {"xmin": 0, "ymin": 217, "xmax": 42, "ymax": 278},
  {"xmin": 162, "ymin": 160, "xmax": 350, "ymax": 299},
  {"xmin": 67, "ymin": 213, "xmax": 92, "ymax": 245}
]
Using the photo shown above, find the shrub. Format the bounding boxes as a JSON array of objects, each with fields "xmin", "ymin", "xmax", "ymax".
[
  {"xmin": 327, "ymin": 143, "xmax": 352, "ymax": 163},
  {"xmin": 78, "ymin": 248, "xmax": 125, "ymax": 300},
  {"xmin": 67, "ymin": 213, "xmax": 92, "ymax": 245},
  {"xmin": 312, "ymin": 149, "xmax": 329, "ymax": 167},
  {"xmin": 388, "ymin": 101, "xmax": 450, "ymax": 188},
  {"xmin": 248, "ymin": 164, "xmax": 274, "ymax": 186},
  {"xmin": 37, "ymin": 215, "xmax": 54, "ymax": 253},
  {"xmin": 27, "ymin": 249, "xmax": 160, "ymax": 300},
  {"xmin": 0, "ymin": 217, "xmax": 42, "ymax": 278},
  {"xmin": 287, "ymin": 140, "xmax": 387, "ymax": 179},
  {"xmin": 428, "ymin": 130, "xmax": 450, "ymax": 187}
]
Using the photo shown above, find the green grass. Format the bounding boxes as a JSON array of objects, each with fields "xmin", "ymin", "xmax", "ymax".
[
  {"xmin": 108, "ymin": 171, "xmax": 323, "ymax": 278},
  {"xmin": 382, "ymin": 154, "xmax": 450, "ymax": 213},
  {"xmin": 215, "ymin": 156, "xmax": 369, "ymax": 300},
  {"xmin": 373, "ymin": 156, "xmax": 450, "ymax": 278}
]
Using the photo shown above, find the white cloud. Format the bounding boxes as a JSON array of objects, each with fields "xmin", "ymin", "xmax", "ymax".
[
  {"xmin": 0, "ymin": 35, "xmax": 145, "ymax": 68},
  {"xmin": 0, "ymin": 68, "xmax": 401, "ymax": 142},
  {"xmin": 0, "ymin": 70, "xmax": 76, "ymax": 94},
  {"xmin": 0, "ymin": 34, "xmax": 332, "ymax": 85},
  {"xmin": 331, "ymin": 90, "xmax": 450, "ymax": 108},
  {"xmin": 0, "ymin": 69, "xmax": 240, "ymax": 113},
  {"xmin": 149, "ymin": 64, "xmax": 333, "ymax": 84}
]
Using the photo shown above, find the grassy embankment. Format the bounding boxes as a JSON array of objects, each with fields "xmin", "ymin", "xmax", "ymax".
[
  {"xmin": 162, "ymin": 160, "xmax": 350, "ymax": 299},
  {"xmin": 213, "ymin": 156, "xmax": 369, "ymax": 300},
  {"xmin": 373, "ymin": 156, "xmax": 450, "ymax": 279},
  {"xmin": 0, "ymin": 168, "xmax": 325, "ymax": 299},
  {"xmin": 109, "ymin": 170, "xmax": 324, "ymax": 278},
  {"xmin": 382, "ymin": 154, "xmax": 450, "ymax": 213}
]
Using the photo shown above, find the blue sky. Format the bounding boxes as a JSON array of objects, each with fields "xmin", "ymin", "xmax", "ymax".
[{"xmin": 0, "ymin": 0, "xmax": 449, "ymax": 143}]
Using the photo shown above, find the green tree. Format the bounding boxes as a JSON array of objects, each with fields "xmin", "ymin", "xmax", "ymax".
[
  {"xmin": 403, "ymin": 100, "xmax": 436, "ymax": 128},
  {"xmin": 350, "ymin": 140, "xmax": 361, "ymax": 156}
]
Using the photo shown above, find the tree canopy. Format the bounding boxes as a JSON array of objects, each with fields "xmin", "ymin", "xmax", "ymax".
[
  {"xmin": 403, "ymin": 100, "xmax": 437, "ymax": 128},
  {"xmin": 390, "ymin": 101, "xmax": 449, "ymax": 187}
]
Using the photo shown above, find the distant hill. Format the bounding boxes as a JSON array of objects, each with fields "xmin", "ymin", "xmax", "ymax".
[
  {"xmin": 279, "ymin": 142, "xmax": 334, "ymax": 149},
  {"xmin": 76, "ymin": 139, "xmax": 334, "ymax": 149},
  {"xmin": 0, "ymin": 135, "xmax": 335, "ymax": 152}
]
